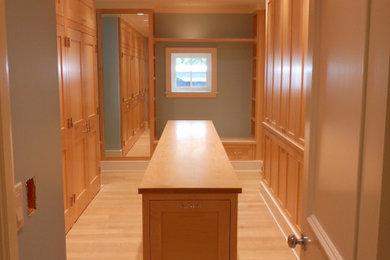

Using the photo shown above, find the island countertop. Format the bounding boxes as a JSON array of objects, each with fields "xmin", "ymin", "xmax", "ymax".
[{"xmin": 138, "ymin": 120, "xmax": 242, "ymax": 194}]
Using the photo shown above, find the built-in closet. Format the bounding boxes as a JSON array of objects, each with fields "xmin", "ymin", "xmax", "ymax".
[
  {"xmin": 55, "ymin": 0, "xmax": 101, "ymax": 232},
  {"xmin": 262, "ymin": 0, "xmax": 306, "ymax": 231}
]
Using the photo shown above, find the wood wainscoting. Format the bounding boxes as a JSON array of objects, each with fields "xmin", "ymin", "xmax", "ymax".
[{"xmin": 56, "ymin": 0, "xmax": 101, "ymax": 233}]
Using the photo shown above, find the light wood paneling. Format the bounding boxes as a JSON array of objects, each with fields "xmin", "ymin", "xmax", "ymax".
[
  {"xmin": 66, "ymin": 172, "xmax": 296, "ymax": 260},
  {"xmin": 263, "ymin": 127, "xmax": 303, "ymax": 230},
  {"xmin": 64, "ymin": 0, "xmax": 96, "ymax": 30},
  {"xmin": 262, "ymin": 0, "xmax": 306, "ymax": 231},
  {"xmin": 56, "ymin": 0, "xmax": 101, "ymax": 232}
]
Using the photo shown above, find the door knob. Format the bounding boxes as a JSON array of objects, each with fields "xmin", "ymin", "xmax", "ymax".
[{"xmin": 287, "ymin": 234, "xmax": 310, "ymax": 250}]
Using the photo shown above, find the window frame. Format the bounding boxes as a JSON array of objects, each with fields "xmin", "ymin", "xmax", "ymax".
[{"xmin": 165, "ymin": 47, "xmax": 218, "ymax": 98}]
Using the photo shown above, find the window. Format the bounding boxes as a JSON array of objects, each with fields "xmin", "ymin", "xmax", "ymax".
[{"xmin": 166, "ymin": 48, "xmax": 217, "ymax": 98}]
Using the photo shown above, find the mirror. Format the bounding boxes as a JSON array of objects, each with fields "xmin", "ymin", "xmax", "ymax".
[{"xmin": 98, "ymin": 11, "xmax": 152, "ymax": 159}]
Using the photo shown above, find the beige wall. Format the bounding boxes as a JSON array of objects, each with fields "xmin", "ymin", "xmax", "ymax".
[
  {"xmin": 4, "ymin": 0, "xmax": 66, "ymax": 259},
  {"xmin": 155, "ymin": 14, "xmax": 253, "ymax": 138}
]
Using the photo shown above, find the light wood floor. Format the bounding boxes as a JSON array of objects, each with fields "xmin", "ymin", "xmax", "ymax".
[
  {"xmin": 126, "ymin": 128, "xmax": 150, "ymax": 157},
  {"xmin": 66, "ymin": 172, "xmax": 296, "ymax": 260}
]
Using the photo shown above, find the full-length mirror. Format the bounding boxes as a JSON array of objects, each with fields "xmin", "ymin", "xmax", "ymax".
[{"xmin": 98, "ymin": 11, "xmax": 152, "ymax": 159}]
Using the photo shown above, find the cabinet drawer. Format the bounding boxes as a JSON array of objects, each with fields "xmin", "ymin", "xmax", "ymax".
[
  {"xmin": 64, "ymin": 0, "xmax": 96, "ymax": 30},
  {"xmin": 150, "ymin": 200, "xmax": 231, "ymax": 260},
  {"xmin": 223, "ymin": 143, "xmax": 255, "ymax": 160}
]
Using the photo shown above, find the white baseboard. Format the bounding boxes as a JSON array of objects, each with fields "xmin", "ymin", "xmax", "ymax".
[
  {"xmin": 100, "ymin": 160, "xmax": 263, "ymax": 173},
  {"xmin": 105, "ymin": 149, "xmax": 122, "ymax": 157},
  {"xmin": 259, "ymin": 181, "xmax": 301, "ymax": 259}
]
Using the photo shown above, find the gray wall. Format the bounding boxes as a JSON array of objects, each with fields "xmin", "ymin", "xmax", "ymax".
[
  {"xmin": 4, "ymin": 0, "xmax": 66, "ymax": 259},
  {"xmin": 155, "ymin": 14, "xmax": 253, "ymax": 138},
  {"xmin": 102, "ymin": 17, "xmax": 121, "ymax": 151}
]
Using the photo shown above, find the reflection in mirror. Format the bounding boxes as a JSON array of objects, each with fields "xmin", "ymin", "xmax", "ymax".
[{"xmin": 101, "ymin": 13, "xmax": 150, "ymax": 158}]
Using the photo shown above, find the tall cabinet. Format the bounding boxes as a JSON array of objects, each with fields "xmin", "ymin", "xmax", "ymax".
[
  {"xmin": 261, "ymin": 0, "xmax": 306, "ymax": 231},
  {"xmin": 56, "ymin": 0, "xmax": 100, "ymax": 233}
]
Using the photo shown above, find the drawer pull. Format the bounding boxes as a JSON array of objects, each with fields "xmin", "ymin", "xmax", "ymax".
[
  {"xmin": 180, "ymin": 202, "xmax": 202, "ymax": 209},
  {"xmin": 233, "ymin": 152, "xmax": 243, "ymax": 155}
]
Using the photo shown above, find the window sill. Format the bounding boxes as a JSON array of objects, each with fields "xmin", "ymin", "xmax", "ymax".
[{"xmin": 165, "ymin": 92, "xmax": 218, "ymax": 98}]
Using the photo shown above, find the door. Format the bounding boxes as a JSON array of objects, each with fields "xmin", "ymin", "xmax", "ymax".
[
  {"xmin": 82, "ymin": 32, "xmax": 101, "ymax": 200},
  {"xmin": 295, "ymin": 0, "xmax": 382, "ymax": 259},
  {"xmin": 67, "ymin": 27, "xmax": 89, "ymax": 224},
  {"xmin": 57, "ymin": 24, "xmax": 74, "ymax": 232}
]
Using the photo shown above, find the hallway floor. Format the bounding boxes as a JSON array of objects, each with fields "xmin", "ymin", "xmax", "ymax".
[{"xmin": 65, "ymin": 171, "xmax": 296, "ymax": 260}]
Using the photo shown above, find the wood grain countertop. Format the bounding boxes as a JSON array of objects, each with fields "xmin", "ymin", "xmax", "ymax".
[{"xmin": 138, "ymin": 120, "xmax": 242, "ymax": 194}]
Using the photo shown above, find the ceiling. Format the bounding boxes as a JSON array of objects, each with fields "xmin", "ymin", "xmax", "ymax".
[{"xmin": 96, "ymin": 0, "xmax": 266, "ymax": 13}]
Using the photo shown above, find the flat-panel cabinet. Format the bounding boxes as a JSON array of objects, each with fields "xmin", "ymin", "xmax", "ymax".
[{"xmin": 56, "ymin": 0, "xmax": 100, "ymax": 232}]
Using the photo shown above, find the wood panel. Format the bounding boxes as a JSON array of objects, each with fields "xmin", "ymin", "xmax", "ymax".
[
  {"xmin": 262, "ymin": 128, "xmax": 303, "ymax": 229},
  {"xmin": 56, "ymin": 0, "xmax": 101, "ymax": 232},
  {"xmin": 64, "ymin": 0, "xmax": 96, "ymax": 30},
  {"xmin": 264, "ymin": 0, "xmax": 305, "ymax": 146},
  {"xmin": 67, "ymin": 27, "xmax": 89, "ymax": 227},
  {"xmin": 262, "ymin": 0, "xmax": 306, "ymax": 231},
  {"xmin": 150, "ymin": 200, "xmax": 230, "ymax": 260}
]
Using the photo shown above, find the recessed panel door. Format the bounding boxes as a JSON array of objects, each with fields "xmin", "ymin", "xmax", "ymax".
[
  {"xmin": 57, "ymin": 24, "xmax": 73, "ymax": 232},
  {"xmin": 67, "ymin": 27, "xmax": 88, "ymax": 223},
  {"xmin": 82, "ymin": 33, "xmax": 100, "ymax": 200},
  {"xmin": 150, "ymin": 200, "xmax": 230, "ymax": 260}
]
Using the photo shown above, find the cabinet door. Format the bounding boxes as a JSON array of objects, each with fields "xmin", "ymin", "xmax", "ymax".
[
  {"xmin": 67, "ymin": 27, "xmax": 89, "ymax": 222},
  {"xmin": 57, "ymin": 24, "xmax": 74, "ymax": 232},
  {"xmin": 64, "ymin": 0, "xmax": 96, "ymax": 30},
  {"xmin": 82, "ymin": 33, "xmax": 100, "ymax": 200},
  {"xmin": 150, "ymin": 200, "xmax": 231, "ymax": 260}
]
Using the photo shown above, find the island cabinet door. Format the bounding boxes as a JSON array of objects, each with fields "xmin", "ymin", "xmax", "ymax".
[{"xmin": 149, "ymin": 200, "xmax": 231, "ymax": 260}]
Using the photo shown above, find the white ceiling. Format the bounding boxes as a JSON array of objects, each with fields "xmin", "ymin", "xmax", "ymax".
[{"xmin": 96, "ymin": 0, "xmax": 266, "ymax": 13}]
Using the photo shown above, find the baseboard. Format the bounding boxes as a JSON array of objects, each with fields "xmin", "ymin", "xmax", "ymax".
[
  {"xmin": 259, "ymin": 181, "xmax": 301, "ymax": 259},
  {"xmin": 230, "ymin": 160, "xmax": 263, "ymax": 173},
  {"xmin": 105, "ymin": 150, "xmax": 122, "ymax": 157},
  {"xmin": 101, "ymin": 160, "xmax": 263, "ymax": 173},
  {"xmin": 100, "ymin": 160, "xmax": 150, "ymax": 173}
]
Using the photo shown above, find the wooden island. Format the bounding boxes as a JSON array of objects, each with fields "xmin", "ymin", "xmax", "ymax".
[{"xmin": 139, "ymin": 120, "xmax": 242, "ymax": 260}]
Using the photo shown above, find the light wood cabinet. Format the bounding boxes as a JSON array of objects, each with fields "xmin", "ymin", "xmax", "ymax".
[
  {"xmin": 139, "ymin": 121, "xmax": 241, "ymax": 260},
  {"xmin": 118, "ymin": 18, "xmax": 146, "ymax": 155},
  {"xmin": 261, "ymin": 0, "xmax": 306, "ymax": 231},
  {"xmin": 56, "ymin": 0, "xmax": 100, "ymax": 232},
  {"xmin": 221, "ymin": 138, "xmax": 256, "ymax": 160},
  {"xmin": 264, "ymin": 0, "xmax": 305, "ymax": 146},
  {"xmin": 149, "ymin": 199, "xmax": 231, "ymax": 260}
]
